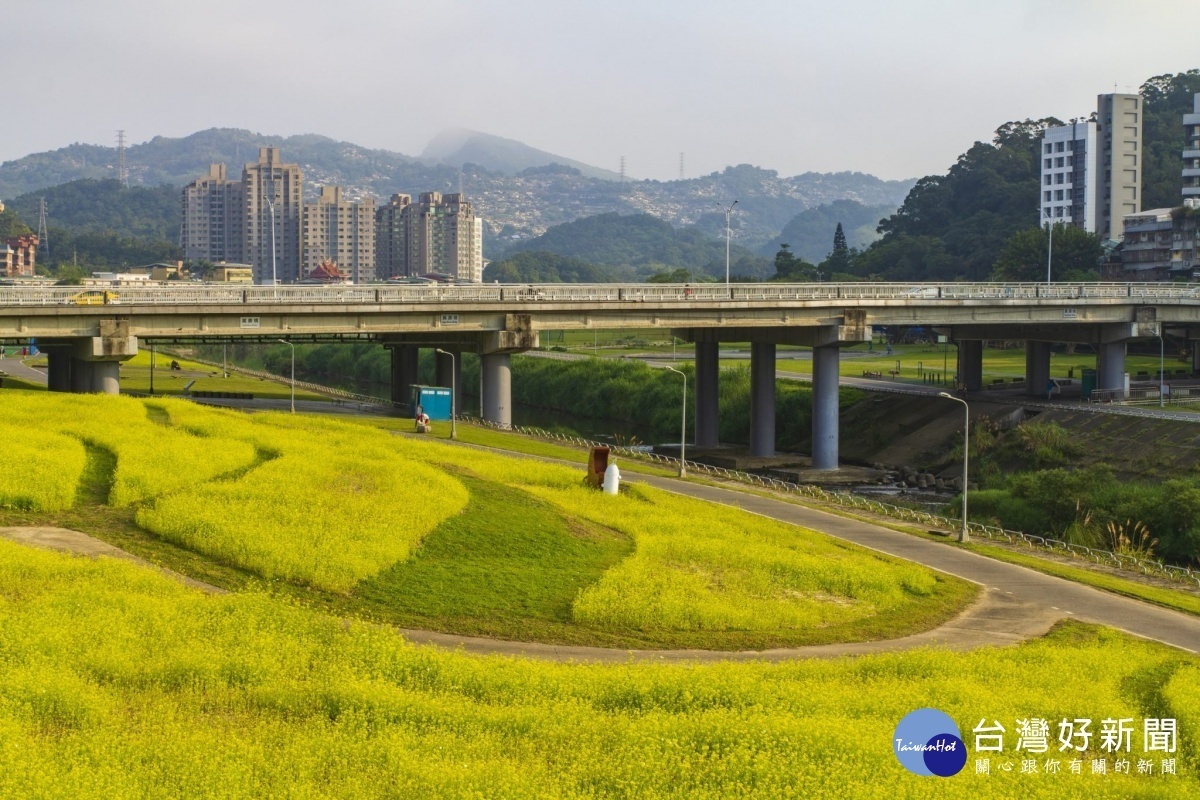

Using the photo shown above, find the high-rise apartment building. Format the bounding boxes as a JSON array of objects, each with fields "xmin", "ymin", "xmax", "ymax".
[
  {"xmin": 181, "ymin": 164, "xmax": 245, "ymax": 263},
  {"xmin": 1184, "ymin": 94, "xmax": 1200, "ymax": 206},
  {"xmin": 302, "ymin": 186, "xmax": 376, "ymax": 283},
  {"xmin": 243, "ymin": 147, "xmax": 303, "ymax": 284},
  {"xmin": 374, "ymin": 194, "xmax": 412, "ymax": 279},
  {"xmin": 1039, "ymin": 121, "xmax": 1098, "ymax": 231},
  {"xmin": 1096, "ymin": 93, "xmax": 1142, "ymax": 241},
  {"xmin": 373, "ymin": 192, "xmax": 482, "ymax": 282}
]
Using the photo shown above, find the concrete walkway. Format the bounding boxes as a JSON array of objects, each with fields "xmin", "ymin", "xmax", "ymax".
[
  {"xmin": 0, "ymin": 357, "xmax": 47, "ymax": 385},
  {"xmin": 0, "ymin": 527, "xmax": 223, "ymax": 595}
]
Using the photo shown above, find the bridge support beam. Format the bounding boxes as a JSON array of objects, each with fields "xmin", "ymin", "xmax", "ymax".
[
  {"xmin": 435, "ymin": 347, "xmax": 463, "ymax": 415},
  {"xmin": 811, "ymin": 344, "xmax": 841, "ymax": 470},
  {"xmin": 694, "ymin": 341, "xmax": 720, "ymax": 447},
  {"xmin": 481, "ymin": 352, "xmax": 512, "ymax": 429},
  {"xmin": 749, "ymin": 342, "xmax": 776, "ymax": 457},
  {"xmin": 1025, "ymin": 341, "xmax": 1052, "ymax": 398},
  {"xmin": 957, "ymin": 340, "xmax": 983, "ymax": 392},
  {"xmin": 388, "ymin": 344, "xmax": 420, "ymax": 415},
  {"xmin": 1098, "ymin": 342, "xmax": 1127, "ymax": 395}
]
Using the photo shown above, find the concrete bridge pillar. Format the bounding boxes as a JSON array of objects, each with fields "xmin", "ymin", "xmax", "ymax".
[
  {"xmin": 44, "ymin": 347, "xmax": 73, "ymax": 392},
  {"xmin": 1098, "ymin": 342, "xmax": 1127, "ymax": 394},
  {"xmin": 957, "ymin": 340, "xmax": 984, "ymax": 392},
  {"xmin": 1025, "ymin": 341, "xmax": 1052, "ymax": 397},
  {"xmin": 694, "ymin": 341, "xmax": 720, "ymax": 447},
  {"xmin": 69, "ymin": 359, "xmax": 94, "ymax": 393},
  {"xmin": 388, "ymin": 344, "xmax": 420, "ymax": 415},
  {"xmin": 1192, "ymin": 342, "xmax": 1200, "ymax": 375},
  {"xmin": 435, "ymin": 347, "xmax": 463, "ymax": 414},
  {"xmin": 481, "ymin": 352, "xmax": 512, "ymax": 429},
  {"xmin": 91, "ymin": 361, "xmax": 120, "ymax": 395},
  {"xmin": 811, "ymin": 345, "xmax": 840, "ymax": 470},
  {"xmin": 749, "ymin": 342, "xmax": 776, "ymax": 457}
]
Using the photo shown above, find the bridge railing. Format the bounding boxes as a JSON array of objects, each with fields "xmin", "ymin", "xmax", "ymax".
[{"xmin": 4, "ymin": 281, "xmax": 1200, "ymax": 307}]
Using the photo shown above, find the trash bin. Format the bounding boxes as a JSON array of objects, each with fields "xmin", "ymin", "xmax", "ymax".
[{"xmin": 586, "ymin": 446, "xmax": 610, "ymax": 488}]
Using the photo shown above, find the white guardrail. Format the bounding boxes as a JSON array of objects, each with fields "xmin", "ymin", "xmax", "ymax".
[
  {"xmin": 2, "ymin": 282, "xmax": 1200, "ymax": 307},
  {"xmin": 463, "ymin": 417, "xmax": 1200, "ymax": 589}
]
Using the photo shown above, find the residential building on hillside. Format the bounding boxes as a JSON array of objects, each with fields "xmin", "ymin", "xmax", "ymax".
[
  {"xmin": 1096, "ymin": 92, "xmax": 1143, "ymax": 241},
  {"xmin": 1, "ymin": 235, "xmax": 38, "ymax": 278},
  {"xmin": 302, "ymin": 186, "xmax": 376, "ymax": 283},
  {"xmin": 1185, "ymin": 93, "xmax": 1200, "ymax": 206},
  {"xmin": 374, "ymin": 194, "xmax": 412, "ymax": 279},
  {"xmin": 1039, "ymin": 120, "xmax": 1098, "ymax": 231},
  {"xmin": 1114, "ymin": 207, "xmax": 1200, "ymax": 281},
  {"xmin": 181, "ymin": 163, "xmax": 245, "ymax": 263},
  {"xmin": 243, "ymin": 147, "xmax": 303, "ymax": 284}
]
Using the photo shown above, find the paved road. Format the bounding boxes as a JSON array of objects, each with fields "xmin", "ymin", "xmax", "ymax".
[{"xmin": 0, "ymin": 357, "xmax": 47, "ymax": 384}]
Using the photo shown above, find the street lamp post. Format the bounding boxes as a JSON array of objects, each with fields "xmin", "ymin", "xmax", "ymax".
[
  {"xmin": 277, "ymin": 339, "xmax": 295, "ymax": 413},
  {"xmin": 938, "ymin": 391, "xmax": 970, "ymax": 543},
  {"xmin": 263, "ymin": 187, "xmax": 279, "ymax": 287},
  {"xmin": 1158, "ymin": 330, "xmax": 1166, "ymax": 408},
  {"xmin": 1045, "ymin": 221, "xmax": 1054, "ymax": 286},
  {"xmin": 717, "ymin": 200, "xmax": 738, "ymax": 285},
  {"xmin": 435, "ymin": 348, "xmax": 457, "ymax": 440},
  {"xmin": 665, "ymin": 366, "xmax": 687, "ymax": 477},
  {"xmin": 149, "ymin": 343, "xmax": 155, "ymax": 395}
]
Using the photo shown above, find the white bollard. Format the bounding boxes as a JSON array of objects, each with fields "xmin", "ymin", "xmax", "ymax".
[{"xmin": 602, "ymin": 463, "xmax": 621, "ymax": 495}]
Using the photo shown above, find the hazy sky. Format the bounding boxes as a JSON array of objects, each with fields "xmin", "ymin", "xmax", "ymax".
[{"xmin": 5, "ymin": 0, "xmax": 1197, "ymax": 182}]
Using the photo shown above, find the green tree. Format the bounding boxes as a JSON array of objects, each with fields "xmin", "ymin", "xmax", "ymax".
[
  {"xmin": 822, "ymin": 222, "xmax": 853, "ymax": 274},
  {"xmin": 992, "ymin": 224, "xmax": 1103, "ymax": 282},
  {"xmin": 0, "ymin": 208, "xmax": 33, "ymax": 238},
  {"xmin": 1139, "ymin": 70, "xmax": 1200, "ymax": 211},
  {"xmin": 771, "ymin": 244, "xmax": 818, "ymax": 281},
  {"xmin": 647, "ymin": 268, "xmax": 694, "ymax": 283}
]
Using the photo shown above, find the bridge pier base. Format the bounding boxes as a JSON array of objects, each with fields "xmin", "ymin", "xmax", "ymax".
[
  {"xmin": 481, "ymin": 352, "xmax": 512, "ymax": 429},
  {"xmin": 388, "ymin": 344, "xmax": 420, "ymax": 415},
  {"xmin": 435, "ymin": 347, "xmax": 463, "ymax": 415},
  {"xmin": 69, "ymin": 359, "xmax": 94, "ymax": 393},
  {"xmin": 91, "ymin": 361, "xmax": 120, "ymax": 395},
  {"xmin": 957, "ymin": 340, "xmax": 983, "ymax": 391},
  {"xmin": 694, "ymin": 341, "xmax": 720, "ymax": 447},
  {"xmin": 811, "ymin": 345, "xmax": 840, "ymax": 470},
  {"xmin": 1098, "ymin": 342, "xmax": 1127, "ymax": 395},
  {"xmin": 1025, "ymin": 341, "xmax": 1052, "ymax": 397},
  {"xmin": 749, "ymin": 342, "xmax": 775, "ymax": 457}
]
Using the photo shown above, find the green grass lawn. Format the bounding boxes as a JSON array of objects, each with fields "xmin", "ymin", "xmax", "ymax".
[{"xmin": 116, "ymin": 350, "xmax": 330, "ymax": 400}]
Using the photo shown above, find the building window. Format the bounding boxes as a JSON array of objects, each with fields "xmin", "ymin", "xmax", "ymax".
[
  {"xmin": 1045, "ymin": 144, "xmax": 1053, "ymax": 154},
  {"xmin": 1056, "ymin": 157, "xmax": 1065, "ymax": 168},
  {"xmin": 1055, "ymin": 190, "xmax": 1064, "ymax": 201},
  {"xmin": 1067, "ymin": 156, "xmax": 1074, "ymax": 166},
  {"xmin": 1056, "ymin": 142, "xmax": 1065, "ymax": 152},
  {"xmin": 1055, "ymin": 207, "xmax": 1064, "ymax": 218},
  {"xmin": 1045, "ymin": 191, "xmax": 1052, "ymax": 202},
  {"xmin": 1045, "ymin": 158, "xmax": 1053, "ymax": 169},
  {"xmin": 1045, "ymin": 175, "xmax": 1052, "ymax": 185},
  {"xmin": 1056, "ymin": 174, "xmax": 1064, "ymax": 184}
]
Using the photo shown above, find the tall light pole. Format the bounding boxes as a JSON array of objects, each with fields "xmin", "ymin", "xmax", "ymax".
[
  {"xmin": 665, "ymin": 366, "xmax": 687, "ymax": 477},
  {"xmin": 717, "ymin": 200, "xmax": 738, "ymax": 285},
  {"xmin": 263, "ymin": 184, "xmax": 279, "ymax": 287},
  {"xmin": 1156, "ymin": 328, "xmax": 1166, "ymax": 410},
  {"xmin": 938, "ymin": 392, "xmax": 969, "ymax": 543},
  {"xmin": 277, "ymin": 339, "xmax": 294, "ymax": 413},
  {"xmin": 436, "ymin": 348, "xmax": 457, "ymax": 440},
  {"xmin": 1045, "ymin": 221, "xmax": 1054, "ymax": 286}
]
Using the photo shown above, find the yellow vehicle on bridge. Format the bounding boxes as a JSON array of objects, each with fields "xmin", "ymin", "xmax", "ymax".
[{"xmin": 66, "ymin": 290, "xmax": 119, "ymax": 305}]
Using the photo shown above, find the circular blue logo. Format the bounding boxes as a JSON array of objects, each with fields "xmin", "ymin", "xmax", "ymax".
[{"xmin": 893, "ymin": 708, "xmax": 966, "ymax": 777}]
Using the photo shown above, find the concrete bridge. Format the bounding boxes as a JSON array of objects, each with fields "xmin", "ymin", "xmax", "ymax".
[{"xmin": 4, "ymin": 281, "xmax": 1199, "ymax": 470}]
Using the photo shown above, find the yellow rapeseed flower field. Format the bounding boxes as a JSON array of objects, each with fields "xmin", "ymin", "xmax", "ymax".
[{"xmin": 0, "ymin": 541, "xmax": 1192, "ymax": 799}]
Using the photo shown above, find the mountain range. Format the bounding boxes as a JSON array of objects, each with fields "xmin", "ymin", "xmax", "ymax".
[{"xmin": 0, "ymin": 128, "xmax": 913, "ymax": 253}]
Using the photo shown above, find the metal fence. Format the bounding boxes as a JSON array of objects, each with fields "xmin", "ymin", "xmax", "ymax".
[{"xmin": 4, "ymin": 281, "xmax": 1200, "ymax": 307}]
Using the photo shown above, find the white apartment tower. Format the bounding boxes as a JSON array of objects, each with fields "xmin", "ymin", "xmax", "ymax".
[
  {"xmin": 374, "ymin": 194, "xmax": 412, "ymax": 279},
  {"xmin": 181, "ymin": 164, "xmax": 245, "ymax": 263},
  {"xmin": 1039, "ymin": 121, "xmax": 1098, "ymax": 232},
  {"xmin": 1184, "ymin": 93, "xmax": 1200, "ymax": 207},
  {"xmin": 388, "ymin": 192, "xmax": 483, "ymax": 282},
  {"xmin": 302, "ymin": 186, "xmax": 376, "ymax": 283},
  {"xmin": 1096, "ymin": 93, "xmax": 1143, "ymax": 240},
  {"xmin": 243, "ymin": 147, "xmax": 303, "ymax": 284}
]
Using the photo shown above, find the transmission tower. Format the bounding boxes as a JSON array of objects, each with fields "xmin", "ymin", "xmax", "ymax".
[
  {"xmin": 116, "ymin": 130, "xmax": 129, "ymax": 187},
  {"xmin": 37, "ymin": 198, "xmax": 49, "ymax": 258},
  {"xmin": 679, "ymin": 152, "xmax": 685, "ymax": 180},
  {"xmin": 619, "ymin": 156, "xmax": 626, "ymax": 183}
]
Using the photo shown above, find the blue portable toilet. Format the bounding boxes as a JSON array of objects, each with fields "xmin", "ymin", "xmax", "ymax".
[{"xmin": 410, "ymin": 385, "xmax": 453, "ymax": 420}]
